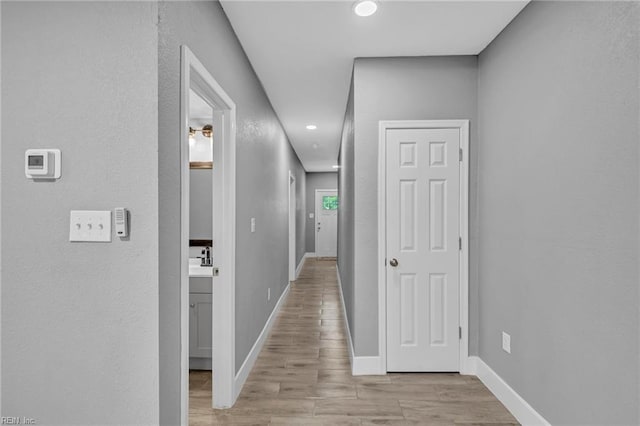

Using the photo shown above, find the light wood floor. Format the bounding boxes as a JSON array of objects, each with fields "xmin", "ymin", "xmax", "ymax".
[{"xmin": 190, "ymin": 258, "xmax": 518, "ymax": 425}]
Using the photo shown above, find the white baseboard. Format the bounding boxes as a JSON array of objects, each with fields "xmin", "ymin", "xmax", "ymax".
[
  {"xmin": 234, "ymin": 282, "xmax": 291, "ymax": 399},
  {"xmin": 295, "ymin": 252, "xmax": 315, "ymax": 278},
  {"xmin": 336, "ymin": 266, "xmax": 384, "ymax": 376},
  {"xmin": 470, "ymin": 356, "xmax": 551, "ymax": 426}
]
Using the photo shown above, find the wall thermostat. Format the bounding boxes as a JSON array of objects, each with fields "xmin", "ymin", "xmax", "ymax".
[
  {"xmin": 115, "ymin": 207, "xmax": 129, "ymax": 238},
  {"xmin": 25, "ymin": 149, "xmax": 61, "ymax": 180}
]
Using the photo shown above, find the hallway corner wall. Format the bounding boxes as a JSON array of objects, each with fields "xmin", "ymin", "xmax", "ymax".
[
  {"xmin": 158, "ymin": 2, "xmax": 306, "ymax": 423},
  {"xmin": 1, "ymin": 2, "xmax": 160, "ymax": 424},
  {"xmin": 349, "ymin": 56, "xmax": 479, "ymax": 357},
  {"xmin": 477, "ymin": 2, "xmax": 640, "ymax": 424},
  {"xmin": 337, "ymin": 74, "xmax": 356, "ymax": 342}
]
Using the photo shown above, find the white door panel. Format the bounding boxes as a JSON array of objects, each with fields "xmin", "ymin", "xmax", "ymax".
[
  {"xmin": 386, "ymin": 128, "xmax": 460, "ymax": 372},
  {"xmin": 316, "ymin": 190, "xmax": 338, "ymax": 257}
]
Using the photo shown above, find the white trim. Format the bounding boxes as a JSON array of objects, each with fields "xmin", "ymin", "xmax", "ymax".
[
  {"xmin": 377, "ymin": 120, "xmax": 470, "ymax": 374},
  {"xmin": 180, "ymin": 46, "xmax": 237, "ymax": 420},
  {"xmin": 288, "ymin": 171, "xmax": 296, "ymax": 281},
  {"xmin": 314, "ymin": 188, "xmax": 338, "ymax": 257},
  {"xmin": 471, "ymin": 357, "xmax": 551, "ymax": 426},
  {"xmin": 336, "ymin": 266, "xmax": 384, "ymax": 375},
  {"xmin": 234, "ymin": 282, "xmax": 291, "ymax": 398}
]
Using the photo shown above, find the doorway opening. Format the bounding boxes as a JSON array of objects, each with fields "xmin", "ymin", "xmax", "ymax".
[
  {"xmin": 315, "ymin": 189, "xmax": 338, "ymax": 258},
  {"xmin": 377, "ymin": 120, "xmax": 471, "ymax": 375},
  {"xmin": 180, "ymin": 46, "xmax": 237, "ymax": 423},
  {"xmin": 288, "ymin": 171, "xmax": 296, "ymax": 281}
]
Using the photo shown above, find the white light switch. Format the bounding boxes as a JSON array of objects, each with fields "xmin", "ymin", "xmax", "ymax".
[
  {"xmin": 309, "ymin": 213, "xmax": 314, "ymax": 219},
  {"xmin": 70, "ymin": 210, "xmax": 111, "ymax": 242},
  {"xmin": 251, "ymin": 217, "xmax": 256, "ymax": 233}
]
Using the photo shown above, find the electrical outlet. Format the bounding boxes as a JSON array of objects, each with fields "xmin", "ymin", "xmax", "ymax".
[
  {"xmin": 502, "ymin": 332, "xmax": 511, "ymax": 354},
  {"xmin": 267, "ymin": 288, "xmax": 271, "ymax": 301}
]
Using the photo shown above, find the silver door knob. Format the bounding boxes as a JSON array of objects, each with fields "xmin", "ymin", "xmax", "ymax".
[
  {"xmin": 389, "ymin": 258, "xmax": 399, "ymax": 267},
  {"xmin": 190, "ymin": 303, "xmax": 195, "ymax": 308}
]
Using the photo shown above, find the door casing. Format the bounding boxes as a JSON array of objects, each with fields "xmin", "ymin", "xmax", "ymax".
[
  {"xmin": 180, "ymin": 46, "xmax": 237, "ymax": 421},
  {"xmin": 377, "ymin": 120, "xmax": 471, "ymax": 375},
  {"xmin": 288, "ymin": 171, "xmax": 296, "ymax": 281}
]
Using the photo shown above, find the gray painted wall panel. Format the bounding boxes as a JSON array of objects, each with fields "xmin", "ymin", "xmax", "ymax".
[
  {"xmin": 305, "ymin": 173, "xmax": 338, "ymax": 253},
  {"xmin": 337, "ymin": 76, "xmax": 356, "ymax": 341},
  {"xmin": 1, "ymin": 2, "xmax": 159, "ymax": 424},
  {"xmin": 477, "ymin": 2, "xmax": 639, "ymax": 424},
  {"xmin": 158, "ymin": 2, "xmax": 305, "ymax": 423},
  {"xmin": 349, "ymin": 57, "xmax": 478, "ymax": 356},
  {"xmin": 190, "ymin": 169, "xmax": 213, "ymax": 240}
]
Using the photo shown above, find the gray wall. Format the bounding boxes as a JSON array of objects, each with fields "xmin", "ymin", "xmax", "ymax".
[
  {"xmin": 342, "ymin": 57, "xmax": 478, "ymax": 356},
  {"xmin": 477, "ymin": 2, "xmax": 639, "ymax": 424},
  {"xmin": 190, "ymin": 169, "xmax": 213, "ymax": 240},
  {"xmin": 337, "ymin": 76, "xmax": 356, "ymax": 339},
  {"xmin": 1, "ymin": 2, "xmax": 160, "ymax": 424},
  {"xmin": 158, "ymin": 2, "xmax": 306, "ymax": 423},
  {"xmin": 305, "ymin": 172, "xmax": 338, "ymax": 253}
]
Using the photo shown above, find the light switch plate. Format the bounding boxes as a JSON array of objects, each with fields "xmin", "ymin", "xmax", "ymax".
[
  {"xmin": 251, "ymin": 217, "xmax": 256, "ymax": 233},
  {"xmin": 502, "ymin": 331, "xmax": 511, "ymax": 354},
  {"xmin": 70, "ymin": 210, "xmax": 111, "ymax": 242}
]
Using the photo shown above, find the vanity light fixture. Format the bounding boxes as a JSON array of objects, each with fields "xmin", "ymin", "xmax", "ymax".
[
  {"xmin": 353, "ymin": 0, "xmax": 377, "ymax": 17},
  {"xmin": 306, "ymin": 124, "xmax": 317, "ymax": 130},
  {"xmin": 189, "ymin": 124, "xmax": 213, "ymax": 139}
]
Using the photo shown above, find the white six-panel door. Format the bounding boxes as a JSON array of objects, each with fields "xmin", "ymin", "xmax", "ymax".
[{"xmin": 386, "ymin": 128, "xmax": 460, "ymax": 372}]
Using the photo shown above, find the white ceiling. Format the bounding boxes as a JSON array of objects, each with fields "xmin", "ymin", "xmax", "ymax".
[{"xmin": 221, "ymin": 0, "xmax": 529, "ymax": 172}]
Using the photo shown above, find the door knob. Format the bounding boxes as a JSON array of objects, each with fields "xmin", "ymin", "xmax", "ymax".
[{"xmin": 389, "ymin": 258, "xmax": 399, "ymax": 267}]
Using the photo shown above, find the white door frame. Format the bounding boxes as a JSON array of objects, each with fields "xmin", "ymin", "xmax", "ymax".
[
  {"xmin": 314, "ymin": 189, "xmax": 338, "ymax": 257},
  {"xmin": 377, "ymin": 120, "xmax": 471, "ymax": 374},
  {"xmin": 180, "ymin": 46, "xmax": 237, "ymax": 421},
  {"xmin": 288, "ymin": 171, "xmax": 296, "ymax": 281}
]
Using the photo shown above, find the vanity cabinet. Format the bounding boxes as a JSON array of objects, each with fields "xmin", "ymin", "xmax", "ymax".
[{"xmin": 189, "ymin": 277, "xmax": 212, "ymax": 370}]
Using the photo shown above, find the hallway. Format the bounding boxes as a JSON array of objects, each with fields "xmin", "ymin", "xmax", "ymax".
[{"xmin": 189, "ymin": 259, "xmax": 517, "ymax": 425}]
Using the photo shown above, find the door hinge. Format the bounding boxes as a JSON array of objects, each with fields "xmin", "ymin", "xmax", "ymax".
[
  {"xmin": 459, "ymin": 326, "xmax": 462, "ymax": 340},
  {"xmin": 459, "ymin": 148, "xmax": 463, "ymax": 162},
  {"xmin": 458, "ymin": 237, "xmax": 462, "ymax": 250}
]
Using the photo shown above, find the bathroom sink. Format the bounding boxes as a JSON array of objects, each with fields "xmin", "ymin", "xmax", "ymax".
[{"xmin": 189, "ymin": 258, "xmax": 213, "ymax": 277}]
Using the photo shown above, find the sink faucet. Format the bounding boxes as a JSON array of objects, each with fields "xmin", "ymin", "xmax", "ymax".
[{"xmin": 201, "ymin": 246, "xmax": 213, "ymax": 267}]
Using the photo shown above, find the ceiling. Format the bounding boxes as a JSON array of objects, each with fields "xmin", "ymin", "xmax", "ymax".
[{"xmin": 221, "ymin": 0, "xmax": 529, "ymax": 172}]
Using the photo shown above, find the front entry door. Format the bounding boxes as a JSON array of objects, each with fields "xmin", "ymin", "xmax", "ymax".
[
  {"xmin": 386, "ymin": 128, "xmax": 460, "ymax": 372},
  {"xmin": 315, "ymin": 190, "xmax": 338, "ymax": 257}
]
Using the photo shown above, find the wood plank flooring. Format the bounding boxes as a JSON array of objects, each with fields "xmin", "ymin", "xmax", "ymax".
[{"xmin": 190, "ymin": 258, "xmax": 518, "ymax": 425}]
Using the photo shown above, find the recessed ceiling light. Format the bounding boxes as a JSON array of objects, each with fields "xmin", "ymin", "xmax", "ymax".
[
  {"xmin": 306, "ymin": 124, "xmax": 317, "ymax": 130},
  {"xmin": 353, "ymin": 0, "xmax": 377, "ymax": 17},
  {"xmin": 332, "ymin": 165, "xmax": 340, "ymax": 169}
]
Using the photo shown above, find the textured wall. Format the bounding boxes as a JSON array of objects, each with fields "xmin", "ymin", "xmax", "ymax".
[
  {"xmin": 477, "ymin": 2, "xmax": 639, "ymax": 424},
  {"xmin": 305, "ymin": 172, "xmax": 338, "ymax": 253},
  {"xmin": 337, "ymin": 75, "xmax": 356, "ymax": 340},
  {"xmin": 158, "ymin": 2, "xmax": 306, "ymax": 423},
  {"xmin": 1, "ymin": 2, "xmax": 159, "ymax": 424},
  {"xmin": 350, "ymin": 57, "xmax": 478, "ymax": 356}
]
